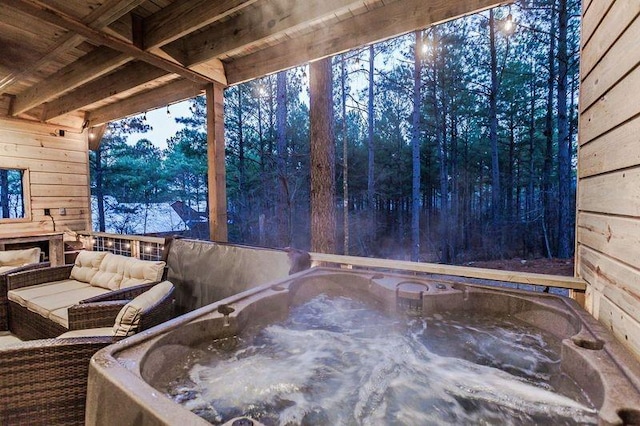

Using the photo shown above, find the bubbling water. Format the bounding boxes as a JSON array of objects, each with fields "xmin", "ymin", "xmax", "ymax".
[{"xmin": 159, "ymin": 294, "xmax": 598, "ymax": 425}]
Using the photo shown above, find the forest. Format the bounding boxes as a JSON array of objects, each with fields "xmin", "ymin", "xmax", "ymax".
[{"xmin": 90, "ymin": 0, "xmax": 582, "ymax": 264}]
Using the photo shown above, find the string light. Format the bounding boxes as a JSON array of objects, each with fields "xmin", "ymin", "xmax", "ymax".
[
  {"xmin": 503, "ymin": 13, "xmax": 515, "ymax": 34},
  {"xmin": 166, "ymin": 105, "xmax": 171, "ymax": 117},
  {"xmin": 421, "ymin": 42, "xmax": 432, "ymax": 56}
]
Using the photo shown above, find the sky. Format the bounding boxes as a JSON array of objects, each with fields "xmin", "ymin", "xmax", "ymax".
[{"xmin": 124, "ymin": 99, "xmax": 192, "ymax": 150}]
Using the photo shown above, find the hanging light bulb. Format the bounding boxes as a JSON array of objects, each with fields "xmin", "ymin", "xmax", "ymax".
[
  {"xmin": 142, "ymin": 111, "xmax": 147, "ymax": 123},
  {"xmin": 166, "ymin": 105, "xmax": 171, "ymax": 117},
  {"xmin": 421, "ymin": 41, "xmax": 431, "ymax": 56},
  {"xmin": 257, "ymin": 84, "xmax": 267, "ymax": 98},
  {"xmin": 503, "ymin": 14, "xmax": 515, "ymax": 34}
]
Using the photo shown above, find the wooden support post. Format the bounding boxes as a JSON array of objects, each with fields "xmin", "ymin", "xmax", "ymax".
[{"xmin": 206, "ymin": 83, "xmax": 228, "ymax": 241}]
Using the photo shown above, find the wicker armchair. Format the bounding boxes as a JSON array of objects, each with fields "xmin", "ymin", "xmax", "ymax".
[
  {"xmin": 1, "ymin": 261, "xmax": 49, "ymax": 332},
  {"xmin": 0, "ymin": 283, "xmax": 175, "ymax": 425},
  {"xmin": 0, "ymin": 336, "xmax": 112, "ymax": 425}
]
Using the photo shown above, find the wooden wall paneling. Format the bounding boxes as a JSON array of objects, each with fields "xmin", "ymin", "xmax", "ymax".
[
  {"xmin": 0, "ymin": 120, "xmax": 88, "ymax": 142},
  {"xmin": 580, "ymin": 67, "xmax": 640, "ymax": 145},
  {"xmin": 30, "ymin": 184, "xmax": 89, "ymax": 197},
  {"xmin": 578, "ymin": 245, "xmax": 640, "ymax": 324},
  {"xmin": 578, "ymin": 167, "xmax": 640, "ymax": 217},
  {"xmin": 579, "ymin": 116, "xmax": 640, "ymax": 178},
  {"xmin": 31, "ymin": 198, "xmax": 90, "ymax": 209},
  {"xmin": 581, "ymin": 0, "xmax": 638, "ymax": 77},
  {"xmin": 580, "ymin": 0, "xmax": 612, "ymax": 49},
  {"xmin": 578, "ymin": 2, "xmax": 640, "ymax": 360},
  {"xmin": 0, "ymin": 131, "xmax": 87, "ymax": 152},
  {"xmin": 577, "ymin": 212, "xmax": 640, "ymax": 277},
  {"xmin": 581, "ymin": 14, "xmax": 640, "ymax": 112},
  {"xmin": 0, "ymin": 117, "xmax": 90, "ymax": 236},
  {"xmin": 29, "ymin": 172, "xmax": 89, "ymax": 187},
  {"xmin": 0, "ymin": 142, "xmax": 87, "ymax": 163},
  {"xmin": 597, "ymin": 296, "xmax": 640, "ymax": 360},
  {"xmin": 0, "ymin": 157, "xmax": 88, "ymax": 175}
]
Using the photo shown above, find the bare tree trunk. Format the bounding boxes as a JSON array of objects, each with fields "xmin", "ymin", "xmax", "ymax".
[
  {"xmin": 527, "ymin": 60, "xmax": 536, "ymax": 223},
  {"xmin": 489, "ymin": 9, "xmax": 501, "ymax": 234},
  {"xmin": 276, "ymin": 70, "xmax": 290, "ymax": 246},
  {"xmin": 367, "ymin": 45, "xmax": 376, "ymax": 241},
  {"xmin": 310, "ymin": 57, "xmax": 336, "ymax": 253},
  {"xmin": 411, "ymin": 30, "xmax": 422, "ymax": 262},
  {"xmin": 432, "ymin": 32, "xmax": 449, "ymax": 263},
  {"xmin": 237, "ymin": 87, "xmax": 246, "ymax": 240},
  {"xmin": 507, "ymin": 110, "xmax": 515, "ymax": 221},
  {"xmin": 543, "ymin": 4, "xmax": 557, "ymax": 258},
  {"xmin": 341, "ymin": 56, "xmax": 349, "ymax": 255},
  {"xmin": 556, "ymin": 0, "xmax": 572, "ymax": 258}
]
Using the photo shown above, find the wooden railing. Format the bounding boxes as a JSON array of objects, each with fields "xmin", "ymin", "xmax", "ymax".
[
  {"xmin": 75, "ymin": 232, "xmax": 586, "ymax": 292},
  {"xmin": 309, "ymin": 252, "xmax": 587, "ymax": 291}
]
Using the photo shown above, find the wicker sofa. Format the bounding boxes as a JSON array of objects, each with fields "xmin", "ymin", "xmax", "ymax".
[
  {"xmin": 6, "ymin": 250, "xmax": 165, "ymax": 340},
  {"xmin": 0, "ymin": 280, "xmax": 175, "ymax": 425},
  {"xmin": 0, "ymin": 248, "xmax": 49, "ymax": 332}
]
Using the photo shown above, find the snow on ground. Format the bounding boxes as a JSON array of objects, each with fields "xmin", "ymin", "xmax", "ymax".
[{"xmin": 91, "ymin": 196, "xmax": 187, "ymax": 235}]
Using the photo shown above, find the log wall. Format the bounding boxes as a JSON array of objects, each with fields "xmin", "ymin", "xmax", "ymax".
[
  {"xmin": 577, "ymin": 0, "xmax": 640, "ymax": 359},
  {"xmin": 0, "ymin": 117, "xmax": 91, "ymax": 236}
]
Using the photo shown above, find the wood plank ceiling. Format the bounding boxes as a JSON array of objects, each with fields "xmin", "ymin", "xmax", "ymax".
[{"xmin": 0, "ymin": 0, "xmax": 506, "ymax": 133}]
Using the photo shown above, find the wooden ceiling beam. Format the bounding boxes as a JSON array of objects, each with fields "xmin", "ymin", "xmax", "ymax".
[
  {"xmin": 12, "ymin": 47, "xmax": 131, "ymax": 116},
  {"xmin": 0, "ymin": 0, "xmax": 144, "ymax": 92},
  {"xmin": 43, "ymin": 61, "xmax": 168, "ymax": 121},
  {"xmin": 143, "ymin": 0, "xmax": 258, "ymax": 50},
  {"xmin": 87, "ymin": 79, "xmax": 207, "ymax": 126},
  {"xmin": 225, "ymin": 0, "xmax": 507, "ymax": 85},
  {"xmin": 2, "ymin": 0, "xmax": 221, "ymax": 89},
  {"xmin": 163, "ymin": 0, "xmax": 366, "ymax": 67},
  {"xmin": 84, "ymin": 0, "xmax": 147, "ymax": 30}
]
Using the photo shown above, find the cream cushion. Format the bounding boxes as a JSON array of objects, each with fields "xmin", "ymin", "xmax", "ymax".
[
  {"xmin": 119, "ymin": 257, "xmax": 165, "ymax": 289},
  {"xmin": 7, "ymin": 279, "xmax": 90, "ymax": 307},
  {"xmin": 90, "ymin": 253, "xmax": 165, "ymax": 290},
  {"xmin": 0, "ymin": 332, "xmax": 22, "ymax": 348},
  {"xmin": 90, "ymin": 253, "xmax": 127, "ymax": 290},
  {"xmin": 49, "ymin": 307, "xmax": 71, "ymax": 327},
  {"xmin": 0, "ymin": 247, "xmax": 41, "ymax": 267},
  {"xmin": 0, "ymin": 266, "xmax": 16, "ymax": 274},
  {"xmin": 70, "ymin": 250, "xmax": 108, "ymax": 283},
  {"xmin": 57, "ymin": 327, "xmax": 113, "ymax": 338},
  {"xmin": 25, "ymin": 286, "xmax": 109, "ymax": 320},
  {"xmin": 113, "ymin": 281, "xmax": 173, "ymax": 337}
]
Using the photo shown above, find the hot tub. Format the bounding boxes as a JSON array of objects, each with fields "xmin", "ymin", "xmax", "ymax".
[{"xmin": 86, "ymin": 268, "xmax": 640, "ymax": 425}]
